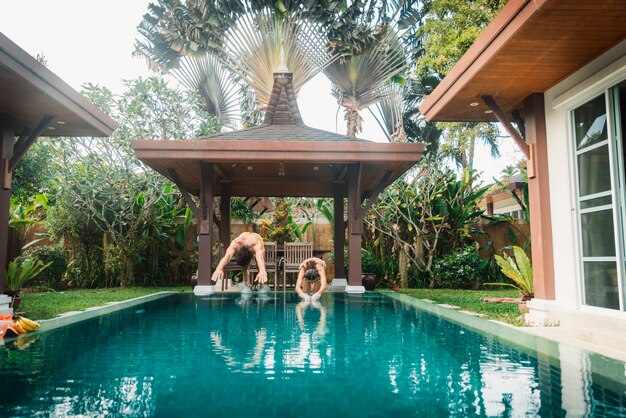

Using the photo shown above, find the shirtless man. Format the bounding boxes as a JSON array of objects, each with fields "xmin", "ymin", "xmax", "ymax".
[
  {"xmin": 211, "ymin": 232, "xmax": 268, "ymax": 288},
  {"xmin": 295, "ymin": 257, "xmax": 327, "ymax": 302}
]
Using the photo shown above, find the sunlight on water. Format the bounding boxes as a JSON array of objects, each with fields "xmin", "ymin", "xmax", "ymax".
[{"xmin": 1, "ymin": 292, "xmax": 625, "ymax": 417}]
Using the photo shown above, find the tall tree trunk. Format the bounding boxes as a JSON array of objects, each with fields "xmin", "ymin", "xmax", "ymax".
[
  {"xmin": 468, "ymin": 136, "xmax": 476, "ymax": 173},
  {"xmin": 345, "ymin": 104, "xmax": 362, "ymax": 137},
  {"xmin": 399, "ymin": 248, "xmax": 409, "ymax": 288}
]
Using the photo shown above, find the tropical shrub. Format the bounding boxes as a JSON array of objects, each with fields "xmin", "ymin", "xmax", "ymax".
[
  {"xmin": 432, "ymin": 245, "xmax": 486, "ymax": 289},
  {"xmin": 15, "ymin": 245, "xmax": 66, "ymax": 289},
  {"xmin": 264, "ymin": 199, "xmax": 310, "ymax": 244},
  {"xmin": 5, "ymin": 257, "xmax": 52, "ymax": 296},
  {"xmin": 45, "ymin": 77, "xmax": 220, "ymax": 288},
  {"xmin": 367, "ymin": 161, "xmax": 489, "ymax": 288},
  {"xmin": 485, "ymin": 246, "xmax": 534, "ymax": 300}
]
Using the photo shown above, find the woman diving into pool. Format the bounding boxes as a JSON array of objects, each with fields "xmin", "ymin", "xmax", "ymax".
[{"xmin": 295, "ymin": 257, "xmax": 327, "ymax": 302}]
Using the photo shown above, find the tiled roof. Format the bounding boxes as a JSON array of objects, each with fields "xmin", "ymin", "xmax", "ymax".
[
  {"xmin": 197, "ymin": 124, "xmax": 371, "ymax": 142},
  {"xmin": 197, "ymin": 71, "xmax": 371, "ymax": 143}
]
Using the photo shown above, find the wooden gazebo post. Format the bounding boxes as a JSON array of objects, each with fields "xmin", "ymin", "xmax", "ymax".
[
  {"xmin": 197, "ymin": 162, "xmax": 214, "ymax": 286},
  {"xmin": 333, "ymin": 181, "xmax": 346, "ymax": 280},
  {"xmin": 347, "ymin": 164, "xmax": 363, "ymax": 288},
  {"xmin": 219, "ymin": 180, "xmax": 232, "ymax": 258}
]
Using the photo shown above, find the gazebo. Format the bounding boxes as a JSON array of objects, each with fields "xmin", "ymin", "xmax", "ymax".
[
  {"xmin": 133, "ymin": 70, "xmax": 424, "ymax": 292},
  {"xmin": 0, "ymin": 32, "xmax": 117, "ymax": 299}
]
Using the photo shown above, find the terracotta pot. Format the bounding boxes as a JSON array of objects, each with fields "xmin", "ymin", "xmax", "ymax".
[
  {"xmin": 56, "ymin": 281, "xmax": 69, "ymax": 291},
  {"xmin": 190, "ymin": 273, "xmax": 198, "ymax": 289},
  {"xmin": 391, "ymin": 284, "xmax": 400, "ymax": 292},
  {"xmin": 361, "ymin": 273, "xmax": 376, "ymax": 291}
]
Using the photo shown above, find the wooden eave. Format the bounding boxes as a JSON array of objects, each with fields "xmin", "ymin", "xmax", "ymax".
[
  {"xmin": 132, "ymin": 139, "xmax": 424, "ymax": 198},
  {"xmin": 0, "ymin": 32, "xmax": 117, "ymax": 136},
  {"xmin": 420, "ymin": 0, "xmax": 626, "ymax": 122}
]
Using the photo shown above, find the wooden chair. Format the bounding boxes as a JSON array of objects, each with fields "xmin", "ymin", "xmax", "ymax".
[
  {"xmin": 248, "ymin": 242, "xmax": 277, "ymax": 288},
  {"xmin": 282, "ymin": 242, "xmax": 313, "ymax": 290}
]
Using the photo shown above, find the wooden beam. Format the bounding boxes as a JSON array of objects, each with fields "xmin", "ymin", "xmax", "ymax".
[
  {"xmin": 214, "ymin": 163, "xmax": 228, "ymax": 181},
  {"xmin": 362, "ymin": 170, "xmax": 393, "ymax": 215},
  {"xmin": 335, "ymin": 164, "xmax": 347, "ymax": 181},
  {"xmin": 168, "ymin": 168, "xmax": 198, "ymax": 217},
  {"xmin": 9, "ymin": 115, "xmax": 52, "ymax": 171},
  {"xmin": 482, "ymin": 95, "xmax": 530, "ymax": 158},
  {"xmin": 0, "ymin": 120, "xmax": 14, "ymax": 294},
  {"xmin": 512, "ymin": 109, "xmax": 525, "ymax": 139}
]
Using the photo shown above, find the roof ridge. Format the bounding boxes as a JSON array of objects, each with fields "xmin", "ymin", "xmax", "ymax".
[{"xmin": 263, "ymin": 72, "xmax": 304, "ymax": 126}]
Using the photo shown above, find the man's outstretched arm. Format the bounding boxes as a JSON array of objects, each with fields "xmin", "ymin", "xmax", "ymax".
[{"xmin": 211, "ymin": 246, "xmax": 236, "ymax": 282}]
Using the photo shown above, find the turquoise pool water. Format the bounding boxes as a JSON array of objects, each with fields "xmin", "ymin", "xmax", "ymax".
[{"xmin": 1, "ymin": 292, "xmax": 625, "ymax": 417}]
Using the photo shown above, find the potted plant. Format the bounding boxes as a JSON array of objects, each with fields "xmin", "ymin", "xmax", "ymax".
[
  {"xmin": 361, "ymin": 249, "xmax": 379, "ymax": 291},
  {"xmin": 485, "ymin": 246, "xmax": 533, "ymax": 313},
  {"xmin": 4, "ymin": 257, "xmax": 52, "ymax": 310}
]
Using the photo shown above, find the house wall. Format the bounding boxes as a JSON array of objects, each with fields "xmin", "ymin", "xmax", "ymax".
[{"xmin": 543, "ymin": 38, "xmax": 626, "ymax": 315}]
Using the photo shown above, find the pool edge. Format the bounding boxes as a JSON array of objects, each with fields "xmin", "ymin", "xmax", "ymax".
[
  {"xmin": 36, "ymin": 291, "xmax": 179, "ymax": 333},
  {"xmin": 382, "ymin": 290, "xmax": 626, "ymax": 389}
]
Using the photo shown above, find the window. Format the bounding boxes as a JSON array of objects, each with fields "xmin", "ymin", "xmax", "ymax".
[{"xmin": 572, "ymin": 81, "xmax": 626, "ymax": 311}]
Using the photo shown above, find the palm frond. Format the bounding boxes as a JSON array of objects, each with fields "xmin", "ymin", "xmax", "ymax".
[
  {"xmin": 171, "ymin": 55, "xmax": 240, "ymax": 129},
  {"xmin": 221, "ymin": 8, "xmax": 340, "ymax": 104},
  {"xmin": 374, "ymin": 81, "xmax": 406, "ymax": 141}
]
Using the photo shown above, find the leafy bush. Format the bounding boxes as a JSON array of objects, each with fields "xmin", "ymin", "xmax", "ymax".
[
  {"xmin": 361, "ymin": 248, "xmax": 380, "ymax": 275},
  {"xmin": 16, "ymin": 245, "xmax": 66, "ymax": 289},
  {"xmin": 432, "ymin": 245, "xmax": 486, "ymax": 289}
]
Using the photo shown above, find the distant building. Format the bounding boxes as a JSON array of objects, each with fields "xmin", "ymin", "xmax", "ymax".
[{"xmin": 479, "ymin": 174, "xmax": 526, "ymax": 219}]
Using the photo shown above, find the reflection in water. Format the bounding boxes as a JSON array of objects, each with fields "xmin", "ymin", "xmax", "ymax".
[
  {"xmin": 286, "ymin": 300, "xmax": 328, "ymax": 371},
  {"xmin": 0, "ymin": 293, "xmax": 625, "ymax": 417}
]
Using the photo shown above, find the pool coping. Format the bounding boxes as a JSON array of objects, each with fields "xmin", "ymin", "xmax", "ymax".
[
  {"xmin": 382, "ymin": 291, "xmax": 626, "ymax": 389},
  {"xmin": 36, "ymin": 291, "xmax": 178, "ymax": 333}
]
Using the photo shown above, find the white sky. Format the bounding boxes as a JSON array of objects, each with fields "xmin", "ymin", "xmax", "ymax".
[{"xmin": 0, "ymin": 0, "xmax": 518, "ymax": 181}]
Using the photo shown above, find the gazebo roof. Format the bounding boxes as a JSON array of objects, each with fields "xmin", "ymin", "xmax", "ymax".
[
  {"xmin": 133, "ymin": 72, "xmax": 424, "ymax": 198},
  {"xmin": 0, "ymin": 32, "xmax": 117, "ymax": 136}
]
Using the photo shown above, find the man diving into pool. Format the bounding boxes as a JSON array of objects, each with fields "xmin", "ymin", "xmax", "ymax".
[
  {"xmin": 295, "ymin": 257, "xmax": 327, "ymax": 302},
  {"xmin": 211, "ymin": 232, "xmax": 268, "ymax": 290}
]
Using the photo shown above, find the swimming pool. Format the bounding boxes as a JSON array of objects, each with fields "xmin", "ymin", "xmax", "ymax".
[{"xmin": 1, "ymin": 292, "xmax": 625, "ymax": 417}]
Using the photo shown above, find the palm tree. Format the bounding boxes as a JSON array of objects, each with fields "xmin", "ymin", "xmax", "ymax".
[
  {"xmin": 324, "ymin": 29, "xmax": 407, "ymax": 137},
  {"xmin": 499, "ymin": 164, "xmax": 519, "ymax": 180},
  {"xmin": 438, "ymin": 122, "xmax": 501, "ymax": 173},
  {"xmin": 135, "ymin": 3, "xmax": 341, "ymax": 125}
]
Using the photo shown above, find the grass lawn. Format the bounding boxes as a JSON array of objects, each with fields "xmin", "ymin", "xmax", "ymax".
[
  {"xmin": 19, "ymin": 287, "xmax": 188, "ymax": 320},
  {"xmin": 398, "ymin": 288, "xmax": 525, "ymax": 325}
]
